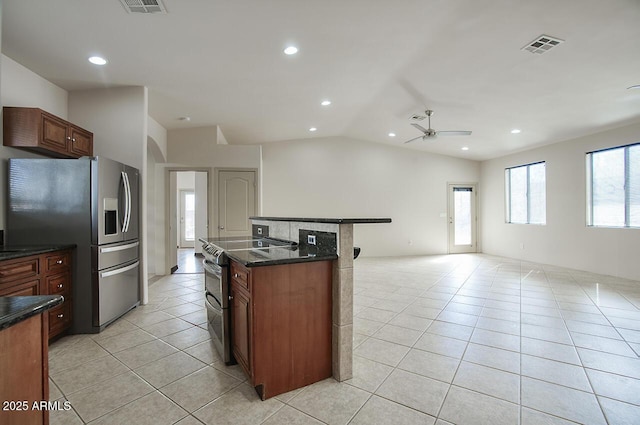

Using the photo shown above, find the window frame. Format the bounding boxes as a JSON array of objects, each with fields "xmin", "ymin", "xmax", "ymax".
[
  {"xmin": 586, "ymin": 143, "xmax": 639, "ymax": 228},
  {"xmin": 505, "ymin": 161, "xmax": 546, "ymax": 225}
]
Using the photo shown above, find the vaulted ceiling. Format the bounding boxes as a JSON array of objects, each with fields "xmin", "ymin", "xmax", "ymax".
[{"xmin": 3, "ymin": 0, "xmax": 640, "ymax": 160}]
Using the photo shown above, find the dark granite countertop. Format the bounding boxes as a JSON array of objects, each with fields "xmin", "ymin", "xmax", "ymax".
[
  {"xmin": 226, "ymin": 246, "xmax": 337, "ymax": 267},
  {"xmin": 201, "ymin": 237, "xmax": 337, "ymax": 267},
  {"xmin": 0, "ymin": 244, "xmax": 76, "ymax": 261},
  {"xmin": 250, "ymin": 216, "xmax": 392, "ymax": 224},
  {"xmin": 0, "ymin": 295, "xmax": 64, "ymax": 331}
]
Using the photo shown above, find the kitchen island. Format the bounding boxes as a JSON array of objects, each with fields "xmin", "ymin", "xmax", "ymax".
[
  {"xmin": 0, "ymin": 295, "xmax": 64, "ymax": 425},
  {"xmin": 249, "ymin": 217, "xmax": 392, "ymax": 382}
]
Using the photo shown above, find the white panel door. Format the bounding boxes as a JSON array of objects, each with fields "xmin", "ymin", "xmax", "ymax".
[
  {"xmin": 448, "ymin": 184, "xmax": 477, "ymax": 254},
  {"xmin": 218, "ymin": 170, "xmax": 256, "ymax": 238}
]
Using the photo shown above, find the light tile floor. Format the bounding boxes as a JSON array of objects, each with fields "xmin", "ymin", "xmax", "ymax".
[{"xmin": 49, "ymin": 254, "xmax": 640, "ymax": 424}]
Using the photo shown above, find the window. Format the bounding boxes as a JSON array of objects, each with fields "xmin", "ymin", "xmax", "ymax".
[
  {"xmin": 505, "ymin": 162, "xmax": 546, "ymax": 224},
  {"xmin": 587, "ymin": 143, "xmax": 640, "ymax": 228}
]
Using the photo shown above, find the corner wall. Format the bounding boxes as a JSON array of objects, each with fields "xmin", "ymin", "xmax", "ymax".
[
  {"xmin": 261, "ymin": 137, "xmax": 481, "ymax": 257},
  {"xmin": 0, "ymin": 54, "xmax": 69, "ymax": 230},
  {"xmin": 480, "ymin": 122, "xmax": 640, "ymax": 281},
  {"xmin": 152, "ymin": 127, "xmax": 262, "ymax": 274}
]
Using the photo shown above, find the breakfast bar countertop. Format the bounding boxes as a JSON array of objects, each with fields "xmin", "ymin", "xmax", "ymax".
[{"xmin": 250, "ymin": 216, "xmax": 392, "ymax": 224}]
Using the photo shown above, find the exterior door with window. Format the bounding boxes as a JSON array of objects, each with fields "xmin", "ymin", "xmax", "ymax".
[
  {"xmin": 180, "ymin": 190, "xmax": 195, "ymax": 248},
  {"xmin": 448, "ymin": 184, "xmax": 477, "ymax": 253}
]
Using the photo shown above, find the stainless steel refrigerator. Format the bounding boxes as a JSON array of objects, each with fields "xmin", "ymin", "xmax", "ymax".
[{"xmin": 7, "ymin": 156, "xmax": 140, "ymax": 333}]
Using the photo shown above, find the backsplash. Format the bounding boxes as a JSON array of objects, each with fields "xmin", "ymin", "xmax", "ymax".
[
  {"xmin": 298, "ymin": 229, "xmax": 337, "ymax": 254},
  {"xmin": 252, "ymin": 224, "xmax": 269, "ymax": 238}
]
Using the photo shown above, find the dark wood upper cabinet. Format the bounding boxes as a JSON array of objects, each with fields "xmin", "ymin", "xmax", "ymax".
[{"xmin": 3, "ymin": 107, "xmax": 93, "ymax": 158}]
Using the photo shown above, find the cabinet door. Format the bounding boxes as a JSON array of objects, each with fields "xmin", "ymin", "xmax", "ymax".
[
  {"xmin": 69, "ymin": 126, "xmax": 93, "ymax": 157},
  {"xmin": 231, "ymin": 284, "xmax": 251, "ymax": 376},
  {"xmin": 41, "ymin": 112, "xmax": 69, "ymax": 154}
]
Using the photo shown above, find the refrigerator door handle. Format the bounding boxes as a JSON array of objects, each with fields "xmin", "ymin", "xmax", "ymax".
[
  {"xmin": 100, "ymin": 241, "xmax": 140, "ymax": 253},
  {"xmin": 121, "ymin": 171, "xmax": 132, "ymax": 233},
  {"xmin": 100, "ymin": 261, "xmax": 140, "ymax": 278}
]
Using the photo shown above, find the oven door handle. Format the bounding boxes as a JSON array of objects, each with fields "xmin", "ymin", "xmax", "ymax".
[
  {"xmin": 203, "ymin": 260, "xmax": 223, "ymax": 278},
  {"xmin": 205, "ymin": 292, "xmax": 223, "ymax": 310}
]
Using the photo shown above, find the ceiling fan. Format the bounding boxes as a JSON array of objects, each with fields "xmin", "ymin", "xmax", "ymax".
[{"xmin": 404, "ymin": 110, "xmax": 472, "ymax": 144}]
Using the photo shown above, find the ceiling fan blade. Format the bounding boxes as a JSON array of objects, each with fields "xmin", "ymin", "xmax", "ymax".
[
  {"xmin": 435, "ymin": 130, "xmax": 472, "ymax": 136},
  {"xmin": 410, "ymin": 123, "xmax": 429, "ymax": 133},
  {"xmin": 403, "ymin": 135, "xmax": 424, "ymax": 144}
]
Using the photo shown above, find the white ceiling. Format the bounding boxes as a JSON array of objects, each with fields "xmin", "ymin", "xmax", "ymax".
[{"xmin": 3, "ymin": 0, "xmax": 640, "ymax": 160}]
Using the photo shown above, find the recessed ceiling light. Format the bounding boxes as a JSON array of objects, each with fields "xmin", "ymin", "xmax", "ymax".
[
  {"xmin": 627, "ymin": 85, "xmax": 640, "ymax": 90},
  {"xmin": 321, "ymin": 100, "xmax": 332, "ymax": 106},
  {"xmin": 284, "ymin": 46, "xmax": 298, "ymax": 55},
  {"xmin": 309, "ymin": 127, "xmax": 317, "ymax": 132},
  {"xmin": 388, "ymin": 133, "xmax": 396, "ymax": 137},
  {"xmin": 461, "ymin": 147, "xmax": 469, "ymax": 151},
  {"xmin": 88, "ymin": 56, "xmax": 107, "ymax": 65},
  {"xmin": 511, "ymin": 129, "xmax": 521, "ymax": 134}
]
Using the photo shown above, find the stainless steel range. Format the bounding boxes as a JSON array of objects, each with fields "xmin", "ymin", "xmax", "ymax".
[{"xmin": 199, "ymin": 237, "xmax": 296, "ymax": 364}]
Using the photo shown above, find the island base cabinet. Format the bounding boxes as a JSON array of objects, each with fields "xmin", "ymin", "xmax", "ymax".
[
  {"xmin": 230, "ymin": 283, "xmax": 252, "ymax": 378},
  {"xmin": 0, "ymin": 313, "xmax": 49, "ymax": 425},
  {"xmin": 230, "ymin": 260, "xmax": 333, "ymax": 400}
]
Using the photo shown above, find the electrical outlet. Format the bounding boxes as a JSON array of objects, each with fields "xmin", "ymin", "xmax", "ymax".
[
  {"xmin": 308, "ymin": 235, "xmax": 317, "ymax": 245},
  {"xmin": 257, "ymin": 227, "xmax": 263, "ymax": 235}
]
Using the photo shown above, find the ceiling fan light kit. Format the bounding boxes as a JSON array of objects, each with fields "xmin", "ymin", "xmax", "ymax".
[{"xmin": 404, "ymin": 109, "xmax": 472, "ymax": 144}]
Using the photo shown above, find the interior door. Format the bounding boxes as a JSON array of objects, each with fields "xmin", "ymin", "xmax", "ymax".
[
  {"xmin": 448, "ymin": 184, "xmax": 477, "ymax": 254},
  {"xmin": 218, "ymin": 170, "xmax": 256, "ymax": 238}
]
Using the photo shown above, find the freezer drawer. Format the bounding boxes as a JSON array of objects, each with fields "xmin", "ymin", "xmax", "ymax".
[
  {"xmin": 95, "ymin": 260, "xmax": 140, "ymax": 327},
  {"xmin": 96, "ymin": 241, "xmax": 139, "ymax": 271}
]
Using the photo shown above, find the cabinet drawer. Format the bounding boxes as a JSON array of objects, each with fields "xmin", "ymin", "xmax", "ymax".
[
  {"xmin": 0, "ymin": 278, "xmax": 39, "ymax": 297},
  {"xmin": 230, "ymin": 262, "xmax": 250, "ymax": 292},
  {"xmin": 49, "ymin": 301, "xmax": 71, "ymax": 335},
  {"xmin": 0, "ymin": 258, "xmax": 39, "ymax": 284},
  {"xmin": 47, "ymin": 272, "xmax": 70, "ymax": 295},
  {"xmin": 45, "ymin": 251, "xmax": 71, "ymax": 273}
]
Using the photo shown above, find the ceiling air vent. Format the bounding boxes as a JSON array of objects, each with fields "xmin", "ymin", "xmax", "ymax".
[
  {"xmin": 522, "ymin": 34, "xmax": 564, "ymax": 54},
  {"xmin": 119, "ymin": 0, "xmax": 167, "ymax": 14}
]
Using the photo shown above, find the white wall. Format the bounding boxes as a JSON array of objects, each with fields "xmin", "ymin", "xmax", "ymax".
[
  {"xmin": 0, "ymin": 54, "xmax": 69, "ymax": 230},
  {"xmin": 153, "ymin": 126, "xmax": 262, "ymax": 273},
  {"xmin": 68, "ymin": 87, "xmax": 147, "ymax": 169},
  {"xmin": 148, "ymin": 115, "xmax": 167, "ymax": 161},
  {"xmin": 261, "ymin": 136, "xmax": 481, "ymax": 257},
  {"xmin": 481, "ymin": 122, "xmax": 640, "ymax": 281}
]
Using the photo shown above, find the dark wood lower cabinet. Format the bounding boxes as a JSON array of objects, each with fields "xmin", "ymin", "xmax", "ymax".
[
  {"xmin": 0, "ymin": 313, "xmax": 49, "ymax": 425},
  {"xmin": 230, "ymin": 260, "xmax": 333, "ymax": 400},
  {"xmin": 230, "ymin": 282, "xmax": 252, "ymax": 377}
]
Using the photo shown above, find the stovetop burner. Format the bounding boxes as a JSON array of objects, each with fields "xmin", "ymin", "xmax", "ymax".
[{"xmin": 199, "ymin": 237, "xmax": 297, "ymax": 265}]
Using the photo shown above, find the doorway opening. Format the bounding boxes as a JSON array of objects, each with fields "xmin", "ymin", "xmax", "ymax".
[{"xmin": 169, "ymin": 170, "xmax": 209, "ymax": 274}]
